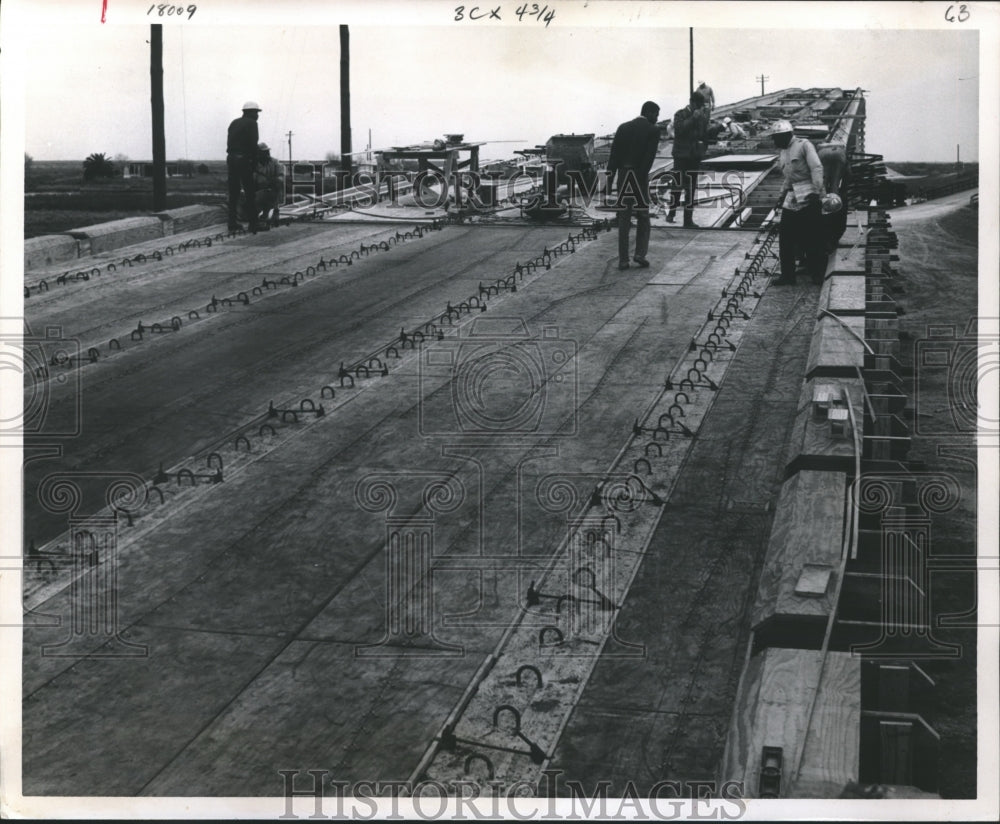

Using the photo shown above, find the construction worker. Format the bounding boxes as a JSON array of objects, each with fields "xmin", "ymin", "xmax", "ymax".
[
  {"xmin": 772, "ymin": 120, "xmax": 828, "ymax": 285},
  {"xmin": 721, "ymin": 116, "xmax": 748, "ymax": 141},
  {"xmin": 227, "ymin": 101, "xmax": 261, "ymax": 232},
  {"xmin": 817, "ymin": 141, "xmax": 849, "ymax": 250},
  {"xmin": 667, "ymin": 91, "xmax": 710, "ymax": 228},
  {"xmin": 607, "ymin": 100, "xmax": 661, "ymax": 269},
  {"xmin": 253, "ymin": 143, "xmax": 283, "ymax": 229},
  {"xmin": 696, "ymin": 81, "xmax": 715, "ymax": 115}
]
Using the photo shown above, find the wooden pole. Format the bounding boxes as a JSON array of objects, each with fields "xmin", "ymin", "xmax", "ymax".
[
  {"xmin": 689, "ymin": 28, "xmax": 694, "ymax": 96},
  {"xmin": 340, "ymin": 25, "xmax": 353, "ymax": 179},
  {"xmin": 150, "ymin": 24, "xmax": 167, "ymax": 211}
]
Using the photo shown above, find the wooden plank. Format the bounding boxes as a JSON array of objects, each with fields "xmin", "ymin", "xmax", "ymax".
[
  {"xmin": 751, "ymin": 471, "xmax": 846, "ymax": 630},
  {"xmin": 722, "ymin": 649, "xmax": 860, "ymax": 798}
]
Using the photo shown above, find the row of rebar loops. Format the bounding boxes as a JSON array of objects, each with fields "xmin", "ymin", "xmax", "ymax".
[
  {"xmin": 631, "ymin": 223, "xmax": 779, "ymax": 460},
  {"xmin": 342, "ymin": 224, "xmax": 612, "ymax": 393},
  {"xmin": 40, "ymin": 224, "xmax": 445, "ymax": 377},
  {"xmin": 23, "ymin": 224, "xmax": 258, "ymax": 300}
]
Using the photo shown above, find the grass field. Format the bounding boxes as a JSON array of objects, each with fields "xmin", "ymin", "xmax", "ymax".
[{"xmin": 24, "ymin": 160, "xmax": 229, "ymax": 238}]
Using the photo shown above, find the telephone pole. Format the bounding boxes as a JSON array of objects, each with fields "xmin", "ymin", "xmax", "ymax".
[
  {"xmin": 757, "ymin": 74, "xmax": 769, "ymax": 96},
  {"xmin": 689, "ymin": 28, "xmax": 694, "ymax": 95},
  {"xmin": 150, "ymin": 24, "xmax": 166, "ymax": 211},
  {"xmin": 286, "ymin": 131, "xmax": 294, "ymax": 163},
  {"xmin": 340, "ymin": 25, "xmax": 353, "ymax": 178}
]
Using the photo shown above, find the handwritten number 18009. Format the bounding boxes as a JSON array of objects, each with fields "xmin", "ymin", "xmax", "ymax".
[{"xmin": 148, "ymin": 4, "xmax": 197, "ymax": 18}]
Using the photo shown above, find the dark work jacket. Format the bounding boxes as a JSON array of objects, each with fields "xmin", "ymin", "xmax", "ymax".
[
  {"xmin": 227, "ymin": 115, "xmax": 259, "ymax": 160},
  {"xmin": 608, "ymin": 116, "xmax": 660, "ymax": 186},
  {"xmin": 671, "ymin": 105, "xmax": 710, "ymax": 161}
]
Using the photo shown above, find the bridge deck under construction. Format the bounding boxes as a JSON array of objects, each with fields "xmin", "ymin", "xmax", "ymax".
[{"xmin": 20, "ymin": 211, "xmax": 827, "ymax": 796}]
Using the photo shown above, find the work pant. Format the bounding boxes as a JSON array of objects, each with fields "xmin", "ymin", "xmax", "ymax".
[
  {"xmin": 227, "ymin": 156, "xmax": 256, "ymax": 227},
  {"xmin": 668, "ymin": 158, "xmax": 701, "ymax": 219},
  {"xmin": 617, "ymin": 200, "xmax": 651, "ymax": 263},
  {"xmin": 779, "ymin": 200, "xmax": 828, "ymax": 281}
]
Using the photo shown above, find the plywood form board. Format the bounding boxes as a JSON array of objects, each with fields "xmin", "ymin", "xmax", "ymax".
[
  {"xmin": 819, "ymin": 275, "xmax": 866, "ymax": 317},
  {"xmin": 806, "ymin": 315, "xmax": 866, "ymax": 375},
  {"xmin": 786, "ymin": 377, "xmax": 866, "ymax": 468},
  {"xmin": 721, "ymin": 648, "xmax": 860, "ymax": 798},
  {"xmin": 751, "ymin": 470, "xmax": 847, "ymax": 628}
]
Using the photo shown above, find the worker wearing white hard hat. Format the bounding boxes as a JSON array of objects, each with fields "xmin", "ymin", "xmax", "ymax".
[
  {"xmin": 253, "ymin": 142, "xmax": 284, "ymax": 229},
  {"xmin": 773, "ymin": 120, "xmax": 828, "ymax": 285},
  {"xmin": 227, "ymin": 101, "xmax": 262, "ymax": 232},
  {"xmin": 721, "ymin": 116, "xmax": 748, "ymax": 140}
]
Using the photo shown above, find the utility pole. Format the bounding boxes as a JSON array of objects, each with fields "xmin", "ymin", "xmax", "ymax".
[
  {"xmin": 689, "ymin": 28, "xmax": 694, "ymax": 96},
  {"xmin": 340, "ymin": 25, "xmax": 353, "ymax": 180},
  {"xmin": 757, "ymin": 74, "xmax": 769, "ymax": 96},
  {"xmin": 150, "ymin": 24, "xmax": 166, "ymax": 211},
  {"xmin": 286, "ymin": 131, "xmax": 294, "ymax": 164}
]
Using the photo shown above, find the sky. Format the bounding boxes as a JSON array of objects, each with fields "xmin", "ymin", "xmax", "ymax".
[{"xmin": 2, "ymin": 2, "xmax": 985, "ymax": 165}]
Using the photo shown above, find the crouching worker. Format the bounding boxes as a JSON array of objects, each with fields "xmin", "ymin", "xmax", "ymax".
[
  {"xmin": 253, "ymin": 142, "xmax": 284, "ymax": 229},
  {"xmin": 772, "ymin": 120, "xmax": 828, "ymax": 285}
]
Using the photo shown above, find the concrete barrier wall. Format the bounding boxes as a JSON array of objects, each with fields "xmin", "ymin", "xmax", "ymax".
[
  {"xmin": 24, "ymin": 204, "xmax": 224, "ymax": 271},
  {"xmin": 24, "ymin": 235, "xmax": 81, "ymax": 270},
  {"xmin": 67, "ymin": 216, "xmax": 166, "ymax": 256},
  {"xmin": 155, "ymin": 205, "xmax": 225, "ymax": 235}
]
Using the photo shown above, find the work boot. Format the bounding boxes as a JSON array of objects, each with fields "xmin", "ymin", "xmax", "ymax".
[
  {"xmin": 618, "ymin": 260, "xmax": 630, "ymax": 270},
  {"xmin": 772, "ymin": 276, "xmax": 796, "ymax": 285},
  {"xmin": 683, "ymin": 218, "xmax": 699, "ymax": 229},
  {"xmin": 633, "ymin": 256, "xmax": 650, "ymax": 268},
  {"xmin": 665, "ymin": 208, "xmax": 676, "ymax": 223}
]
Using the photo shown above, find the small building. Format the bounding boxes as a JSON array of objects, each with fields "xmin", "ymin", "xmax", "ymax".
[{"xmin": 123, "ymin": 161, "xmax": 182, "ymax": 179}]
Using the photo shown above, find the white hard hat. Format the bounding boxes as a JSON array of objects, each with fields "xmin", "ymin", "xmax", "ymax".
[
  {"xmin": 822, "ymin": 193, "xmax": 844, "ymax": 214},
  {"xmin": 773, "ymin": 120, "xmax": 794, "ymax": 134},
  {"xmin": 242, "ymin": 100, "xmax": 261, "ymax": 111},
  {"xmin": 723, "ymin": 117, "xmax": 732, "ymax": 125}
]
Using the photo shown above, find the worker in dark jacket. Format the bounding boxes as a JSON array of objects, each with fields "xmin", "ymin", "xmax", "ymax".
[
  {"xmin": 667, "ymin": 91, "xmax": 710, "ymax": 228},
  {"xmin": 607, "ymin": 100, "xmax": 661, "ymax": 270},
  {"xmin": 227, "ymin": 101, "xmax": 261, "ymax": 232}
]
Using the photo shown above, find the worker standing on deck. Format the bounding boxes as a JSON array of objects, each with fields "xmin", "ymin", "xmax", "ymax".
[
  {"xmin": 227, "ymin": 101, "xmax": 261, "ymax": 233},
  {"xmin": 607, "ymin": 100, "xmax": 662, "ymax": 270},
  {"xmin": 696, "ymin": 81, "xmax": 715, "ymax": 115},
  {"xmin": 253, "ymin": 143, "xmax": 284, "ymax": 229},
  {"xmin": 667, "ymin": 91, "xmax": 710, "ymax": 228},
  {"xmin": 772, "ymin": 120, "xmax": 827, "ymax": 285},
  {"xmin": 818, "ymin": 141, "xmax": 849, "ymax": 251}
]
